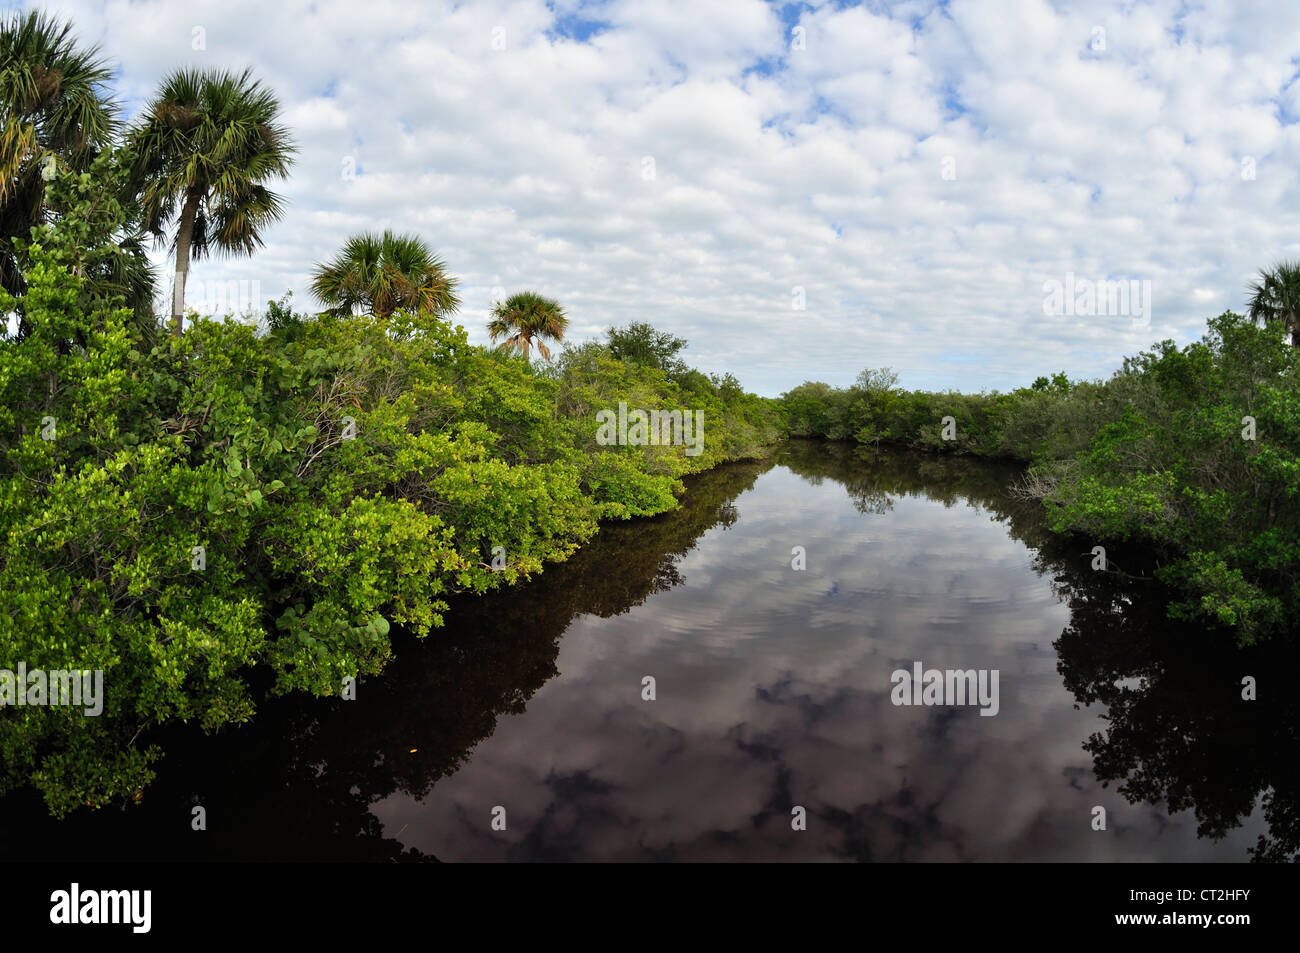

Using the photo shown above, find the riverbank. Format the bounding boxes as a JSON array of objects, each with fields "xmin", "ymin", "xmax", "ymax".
[{"xmin": 1, "ymin": 233, "xmax": 780, "ymax": 815}]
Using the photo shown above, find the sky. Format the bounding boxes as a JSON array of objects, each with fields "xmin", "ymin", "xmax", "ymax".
[{"xmin": 11, "ymin": 0, "xmax": 1300, "ymax": 396}]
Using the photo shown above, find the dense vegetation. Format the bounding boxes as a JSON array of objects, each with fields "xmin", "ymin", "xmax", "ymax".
[
  {"xmin": 0, "ymin": 9, "xmax": 778, "ymax": 813},
  {"xmin": 779, "ymin": 313, "xmax": 1300, "ymax": 645},
  {"xmin": 0, "ymin": 159, "xmax": 777, "ymax": 814}
]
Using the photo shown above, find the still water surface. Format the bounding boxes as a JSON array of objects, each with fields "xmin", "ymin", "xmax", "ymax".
[{"xmin": 11, "ymin": 442, "xmax": 1293, "ymax": 861}]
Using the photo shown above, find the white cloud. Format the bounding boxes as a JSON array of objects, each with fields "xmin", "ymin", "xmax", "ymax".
[{"xmin": 31, "ymin": 0, "xmax": 1300, "ymax": 394}]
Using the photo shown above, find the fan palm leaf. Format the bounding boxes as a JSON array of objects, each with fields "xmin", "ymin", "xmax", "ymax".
[
  {"xmin": 311, "ymin": 230, "xmax": 460, "ymax": 318},
  {"xmin": 486, "ymin": 291, "xmax": 568, "ymax": 363},
  {"xmin": 0, "ymin": 10, "xmax": 116, "ymax": 300}
]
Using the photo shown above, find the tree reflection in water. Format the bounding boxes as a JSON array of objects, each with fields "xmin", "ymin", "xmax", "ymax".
[{"xmin": 781, "ymin": 440, "xmax": 1298, "ymax": 863}]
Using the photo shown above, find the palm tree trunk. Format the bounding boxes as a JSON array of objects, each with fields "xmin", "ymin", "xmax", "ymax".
[{"xmin": 171, "ymin": 190, "xmax": 201, "ymax": 337}]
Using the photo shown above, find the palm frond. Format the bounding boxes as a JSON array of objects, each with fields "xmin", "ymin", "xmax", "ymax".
[
  {"xmin": 486, "ymin": 290, "xmax": 567, "ymax": 362},
  {"xmin": 310, "ymin": 230, "xmax": 460, "ymax": 318}
]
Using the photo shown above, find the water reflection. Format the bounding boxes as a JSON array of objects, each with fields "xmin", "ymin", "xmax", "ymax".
[{"xmin": 5, "ymin": 444, "xmax": 1295, "ymax": 861}]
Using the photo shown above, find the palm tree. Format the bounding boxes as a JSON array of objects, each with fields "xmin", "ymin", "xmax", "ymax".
[
  {"xmin": 0, "ymin": 10, "xmax": 117, "ymax": 298},
  {"xmin": 486, "ymin": 291, "xmax": 568, "ymax": 362},
  {"xmin": 1247, "ymin": 261, "xmax": 1300, "ymax": 346},
  {"xmin": 127, "ymin": 67, "xmax": 295, "ymax": 336},
  {"xmin": 311, "ymin": 230, "xmax": 460, "ymax": 318}
]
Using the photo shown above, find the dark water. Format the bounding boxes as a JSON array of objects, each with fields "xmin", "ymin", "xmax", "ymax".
[{"xmin": 8, "ymin": 442, "xmax": 1299, "ymax": 861}]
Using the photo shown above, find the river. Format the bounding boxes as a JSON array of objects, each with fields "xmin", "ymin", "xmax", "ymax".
[{"xmin": 8, "ymin": 441, "xmax": 1292, "ymax": 861}]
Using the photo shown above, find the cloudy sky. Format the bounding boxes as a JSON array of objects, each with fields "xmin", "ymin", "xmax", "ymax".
[{"xmin": 18, "ymin": 0, "xmax": 1300, "ymax": 395}]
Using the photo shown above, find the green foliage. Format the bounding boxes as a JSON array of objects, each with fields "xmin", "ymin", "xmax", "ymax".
[
  {"xmin": 606, "ymin": 321, "xmax": 688, "ymax": 377},
  {"xmin": 0, "ymin": 159, "xmax": 780, "ymax": 815},
  {"xmin": 0, "ymin": 9, "xmax": 118, "ymax": 297},
  {"xmin": 1044, "ymin": 314, "xmax": 1300, "ymax": 643},
  {"xmin": 0, "ymin": 14, "xmax": 160, "ymax": 336},
  {"xmin": 262, "ymin": 290, "xmax": 307, "ymax": 338}
]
